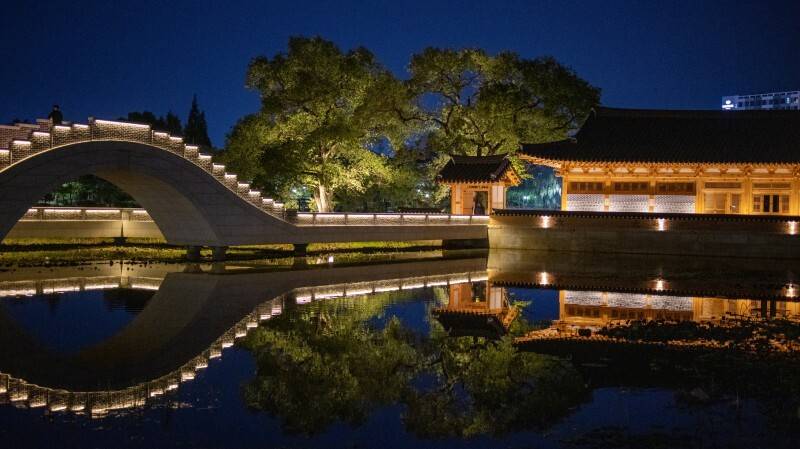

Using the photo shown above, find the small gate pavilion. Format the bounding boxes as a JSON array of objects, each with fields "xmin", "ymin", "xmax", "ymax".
[{"xmin": 437, "ymin": 154, "xmax": 521, "ymax": 215}]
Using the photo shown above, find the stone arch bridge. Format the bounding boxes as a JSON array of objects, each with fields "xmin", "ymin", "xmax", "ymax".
[{"xmin": 0, "ymin": 118, "xmax": 487, "ymax": 256}]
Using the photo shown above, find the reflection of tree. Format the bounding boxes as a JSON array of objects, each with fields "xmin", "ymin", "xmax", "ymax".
[
  {"xmin": 405, "ymin": 324, "xmax": 586, "ymax": 437},
  {"xmin": 240, "ymin": 293, "xmax": 586, "ymax": 437},
  {"xmin": 240, "ymin": 295, "xmax": 418, "ymax": 434}
]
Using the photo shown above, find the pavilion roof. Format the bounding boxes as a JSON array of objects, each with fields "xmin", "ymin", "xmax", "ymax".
[
  {"xmin": 521, "ymin": 107, "xmax": 800, "ymax": 165},
  {"xmin": 437, "ymin": 154, "xmax": 520, "ymax": 185}
]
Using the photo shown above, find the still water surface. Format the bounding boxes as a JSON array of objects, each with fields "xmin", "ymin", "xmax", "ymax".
[{"xmin": 0, "ymin": 252, "xmax": 798, "ymax": 448}]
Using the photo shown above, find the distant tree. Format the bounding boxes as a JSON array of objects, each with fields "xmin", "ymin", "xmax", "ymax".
[
  {"xmin": 123, "ymin": 111, "xmax": 183, "ymax": 135},
  {"xmin": 404, "ymin": 48, "xmax": 600, "ymax": 157},
  {"xmin": 163, "ymin": 111, "xmax": 183, "ymax": 136},
  {"xmin": 124, "ymin": 111, "xmax": 160, "ymax": 127},
  {"xmin": 184, "ymin": 95, "xmax": 212, "ymax": 147},
  {"xmin": 41, "ymin": 175, "xmax": 138, "ymax": 207},
  {"xmin": 226, "ymin": 37, "xmax": 411, "ymax": 212}
]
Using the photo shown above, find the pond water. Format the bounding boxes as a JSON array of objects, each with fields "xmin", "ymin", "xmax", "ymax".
[{"xmin": 0, "ymin": 251, "xmax": 798, "ymax": 448}]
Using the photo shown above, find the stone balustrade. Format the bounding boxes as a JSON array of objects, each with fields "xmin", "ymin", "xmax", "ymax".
[
  {"xmin": 20, "ymin": 207, "xmax": 153, "ymax": 222},
  {"xmin": 0, "ymin": 118, "xmax": 286, "ymax": 219},
  {"xmin": 291, "ymin": 212, "xmax": 489, "ymax": 226},
  {"xmin": 0, "ymin": 276, "xmax": 163, "ymax": 297}
]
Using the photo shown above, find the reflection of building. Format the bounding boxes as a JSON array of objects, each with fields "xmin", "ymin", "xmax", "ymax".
[
  {"xmin": 557, "ymin": 290, "xmax": 800, "ymax": 331},
  {"xmin": 722, "ymin": 91, "xmax": 800, "ymax": 111},
  {"xmin": 437, "ymin": 155, "xmax": 520, "ymax": 215},
  {"xmin": 433, "ymin": 281, "xmax": 518, "ymax": 336},
  {"xmin": 522, "ymin": 107, "xmax": 800, "ymax": 215},
  {"xmin": 560, "ymin": 291, "xmax": 694, "ymax": 327}
]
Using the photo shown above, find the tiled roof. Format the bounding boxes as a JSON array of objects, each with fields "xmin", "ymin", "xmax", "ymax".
[
  {"xmin": 521, "ymin": 107, "xmax": 800, "ymax": 164},
  {"xmin": 437, "ymin": 154, "xmax": 519, "ymax": 184}
]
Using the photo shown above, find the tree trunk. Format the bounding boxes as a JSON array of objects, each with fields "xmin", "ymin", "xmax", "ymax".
[{"xmin": 314, "ymin": 184, "xmax": 332, "ymax": 212}]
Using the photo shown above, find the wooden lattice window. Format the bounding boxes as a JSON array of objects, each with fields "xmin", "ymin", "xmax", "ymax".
[
  {"xmin": 656, "ymin": 182, "xmax": 696, "ymax": 194},
  {"xmin": 569, "ymin": 181, "xmax": 604, "ymax": 193},
  {"xmin": 612, "ymin": 182, "xmax": 649, "ymax": 193}
]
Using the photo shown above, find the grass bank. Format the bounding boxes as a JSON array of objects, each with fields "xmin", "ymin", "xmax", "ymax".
[{"xmin": 0, "ymin": 238, "xmax": 442, "ymax": 267}]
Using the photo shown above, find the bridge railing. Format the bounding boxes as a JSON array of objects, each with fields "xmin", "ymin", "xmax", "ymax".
[
  {"xmin": 17, "ymin": 207, "xmax": 491, "ymax": 228},
  {"xmin": 0, "ymin": 119, "xmax": 287, "ymax": 219},
  {"xmin": 20, "ymin": 206, "xmax": 154, "ymax": 222},
  {"xmin": 290, "ymin": 212, "xmax": 490, "ymax": 226},
  {"xmin": 0, "ymin": 276, "xmax": 163, "ymax": 297}
]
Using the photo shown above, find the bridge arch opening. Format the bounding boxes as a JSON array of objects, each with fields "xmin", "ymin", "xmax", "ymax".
[
  {"xmin": 38, "ymin": 174, "xmax": 139, "ymax": 208},
  {"xmin": 0, "ymin": 140, "xmax": 289, "ymax": 246}
]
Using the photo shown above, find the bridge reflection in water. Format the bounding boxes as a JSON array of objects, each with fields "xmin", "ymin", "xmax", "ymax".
[
  {"xmin": 0, "ymin": 257, "xmax": 487, "ymax": 416},
  {"xmin": 1, "ymin": 250, "xmax": 799, "ymax": 417}
]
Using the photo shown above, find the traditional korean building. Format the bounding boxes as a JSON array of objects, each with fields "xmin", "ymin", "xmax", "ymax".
[
  {"xmin": 437, "ymin": 154, "xmax": 521, "ymax": 215},
  {"xmin": 520, "ymin": 107, "xmax": 800, "ymax": 215}
]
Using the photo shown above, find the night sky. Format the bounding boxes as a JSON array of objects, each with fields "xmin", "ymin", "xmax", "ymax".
[{"xmin": 1, "ymin": 0, "xmax": 798, "ymax": 146}]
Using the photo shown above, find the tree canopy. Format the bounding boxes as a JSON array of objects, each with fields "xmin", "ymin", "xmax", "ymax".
[
  {"xmin": 224, "ymin": 36, "xmax": 412, "ymax": 212},
  {"xmin": 223, "ymin": 38, "xmax": 600, "ymax": 211},
  {"xmin": 404, "ymin": 48, "xmax": 600, "ymax": 156}
]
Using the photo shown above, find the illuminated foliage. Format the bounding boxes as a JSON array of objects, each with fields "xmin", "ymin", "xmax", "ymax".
[
  {"xmin": 505, "ymin": 165, "xmax": 562, "ymax": 210},
  {"xmin": 225, "ymin": 37, "xmax": 411, "ymax": 212},
  {"xmin": 404, "ymin": 48, "xmax": 600, "ymax": 157},
  {"xmin": 241, "ymin": 295, "xmax": 419, "ymax": 433}
]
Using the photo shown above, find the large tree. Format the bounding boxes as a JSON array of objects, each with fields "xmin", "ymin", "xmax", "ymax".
[
  {"xmin": 404, "ymin": 48, "xmax": 600, "ymax": 156},
  {"xmin": 225, "ymin": 37, "xmax": 409, "ymax": 212}
]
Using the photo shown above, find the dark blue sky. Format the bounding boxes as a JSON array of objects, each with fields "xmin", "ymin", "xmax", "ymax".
[{"xmin": 1, "ymin": 0, "xmax": 798, "ymax": 146}]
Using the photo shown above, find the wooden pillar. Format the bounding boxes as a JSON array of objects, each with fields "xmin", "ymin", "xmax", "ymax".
[
  {"xmin": 692, "ymin": 297, "xmax": 703, "ymax": 321},
  {"xmin": 560, "ymin": 174, "xmax": 568, "ymax": 211},
  {"xmin": 696, "ymin": 173, "xmax": 704, "ymax": 213},
  {"xmin": 451, "ymin": 184, "xmax": 462, "ymax": 214},
  {"xmin": 791, "ymin": 177, "xmax": 800, "ymax": 215},
  {"xmin": 648, "ymin": 175, "xmax": 656, "ymax": 212},
  {"xmin": 488, "ymin": 183, "xmax": 495, "ymax": 214},
  {"xmin": 604, "ymin": 165, "xmax": 612, "ymax": 212},
  {"xmin": 742, "ymin": 176, "xmax": 753, "ymax": 214}
]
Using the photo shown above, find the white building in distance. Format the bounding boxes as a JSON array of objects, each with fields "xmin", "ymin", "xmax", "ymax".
[{"xmin": 722, "ymin": 91, "xmax": 800, "ymax": 111}]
